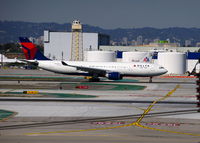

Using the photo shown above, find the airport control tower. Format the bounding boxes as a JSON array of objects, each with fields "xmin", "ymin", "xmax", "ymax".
[{"xmin": 71, "ymin": 20, "xmax": 83, "ymax": 61}]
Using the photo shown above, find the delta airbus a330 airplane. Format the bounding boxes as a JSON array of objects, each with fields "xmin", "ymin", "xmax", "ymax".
[{"xmin": 19, "ymin": 37, "xmax": 167, "ymax": 82}]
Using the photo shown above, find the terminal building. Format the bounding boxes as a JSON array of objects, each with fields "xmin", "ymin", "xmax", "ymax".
[{"xmin": 44, "ymin": 20, "xmax": 109, "ymax": 60}]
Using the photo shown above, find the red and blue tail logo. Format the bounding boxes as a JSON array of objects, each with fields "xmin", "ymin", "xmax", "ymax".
[
  {"xmin": 143, "ymin": 57, "xmax": 150, "ymax": 62},
  {"xmin": 19, "ymin": 37, "xmax": 50, "ymax": 60}
]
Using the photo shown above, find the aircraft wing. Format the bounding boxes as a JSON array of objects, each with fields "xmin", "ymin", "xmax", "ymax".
[{"xmin": 61, "ymin": 61, "xmax": 107, "ymax": 76}]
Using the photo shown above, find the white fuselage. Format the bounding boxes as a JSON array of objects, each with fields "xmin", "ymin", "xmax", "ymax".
[{"xmin": 36, "ymin": 60, "xmax": 167, "ymax": 77}]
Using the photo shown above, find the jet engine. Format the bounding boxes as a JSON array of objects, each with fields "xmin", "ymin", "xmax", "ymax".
[{"xmin": 106, "ymin": 72, "xmax": 122, "ymax": 80}]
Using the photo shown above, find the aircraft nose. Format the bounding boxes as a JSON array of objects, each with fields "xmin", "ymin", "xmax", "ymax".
[{"xmin": 162, "ymin": 68, "xmax": 168, "ymax": 74}]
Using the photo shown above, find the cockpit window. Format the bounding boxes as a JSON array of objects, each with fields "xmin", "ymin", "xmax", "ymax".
[{"xmin": 159, "ymin": 66, "xmax": 164, "ymax": 69}]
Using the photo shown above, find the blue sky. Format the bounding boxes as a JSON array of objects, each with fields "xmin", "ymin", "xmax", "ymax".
[{"xmin": 1, "ymin": 0, "xmax": 200, "ymax": 29}]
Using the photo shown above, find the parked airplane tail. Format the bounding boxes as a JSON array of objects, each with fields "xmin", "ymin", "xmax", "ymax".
[
  {"xmin": 19, "ymin": 37, "xmax": 50, "ymax": 60},
  {"xmin": 142, "ymin": 52, "xmax": 153, "ymax": 63}
]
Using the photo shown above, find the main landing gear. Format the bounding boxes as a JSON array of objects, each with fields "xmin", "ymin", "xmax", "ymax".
[
  {"xmin": 149, "ymin": 77, "xmax": 153, "ymax": 83},
  {"xmin": 88, "ymin": 77, "xmax": 100, "ymax": 82}
]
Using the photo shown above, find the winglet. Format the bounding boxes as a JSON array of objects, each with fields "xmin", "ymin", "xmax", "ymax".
[{"xmin": 61, "ymin": 61, "xmax": 68, "ymax": 66}]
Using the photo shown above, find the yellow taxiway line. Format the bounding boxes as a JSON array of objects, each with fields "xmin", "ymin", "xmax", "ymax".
[
  {"xmin": 133, "ymin": 85, "xmax": 200, "ymax": 137},
  {"xmin": 25, "ymin": 85, "xmax": 200, "ymax": 137}
]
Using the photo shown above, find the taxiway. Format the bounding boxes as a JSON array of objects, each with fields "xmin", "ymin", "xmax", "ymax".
[{"xmin": 0, "ymin": 68, "xmax": 199, "ymax": 143}]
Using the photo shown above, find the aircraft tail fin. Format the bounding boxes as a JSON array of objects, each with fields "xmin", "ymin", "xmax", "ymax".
[
  {"xmin": 142, "ymin": 52, "xmax": 153, "ymax": 63},
  {"xmin": 19, "ymin": 37, "xmax": 50, "ymax": 60}
]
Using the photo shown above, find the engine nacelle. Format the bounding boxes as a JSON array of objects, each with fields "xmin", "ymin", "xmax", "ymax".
[{"xmin": 106, "ymin": 72, "xmax": 122, "ymax": 80}]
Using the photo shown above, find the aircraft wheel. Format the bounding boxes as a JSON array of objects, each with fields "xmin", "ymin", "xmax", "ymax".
[{"xmin": 89, "ymin": 77, "xmax": 100, "ymax": 82}]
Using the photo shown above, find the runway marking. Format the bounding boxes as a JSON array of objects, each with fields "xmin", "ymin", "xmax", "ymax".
[
  {"xmin": 160, "ymin": 76, "xmax": 196, "ymax": 78},
  {"xmin": 135, "ymin": 85, "xmax": 180, "ymax": 123},
  {"xmin": 144, "ymin": 122, "xmax": 180, "ymax": 127},
  {"xmin": 91, "ymin": 121, "xmax": 126, "ymax": 125},
  {"xmin": 25, "ymin": 123, "xmax": 135, "ymax": 136},
  {"xmin": 133, "ymin": 85, "xmax": 200, "ymax": 137},
  {"xmin": 25, "ymin": 85, "xmax": 200, "ymax": 137},
  {"xmin": 29, "ymin": 133, "xmax": 127, "ymax": 137},
  {"xmin": 135, "ymin": 123, "xmax": 200, "ymax": 136}
]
